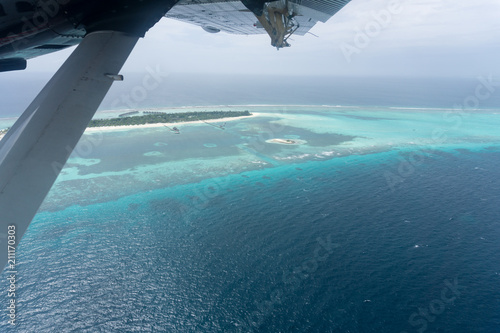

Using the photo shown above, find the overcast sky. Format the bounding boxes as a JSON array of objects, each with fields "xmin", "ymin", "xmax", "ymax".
[{"xmin": 7, "ymin": 0, "xmax": 500, "ymax": 78}]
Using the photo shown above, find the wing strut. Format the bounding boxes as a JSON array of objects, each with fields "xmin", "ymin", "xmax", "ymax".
[{"xmin": 0, "ymin": 31, "xmax": 139, "ymax": 270}]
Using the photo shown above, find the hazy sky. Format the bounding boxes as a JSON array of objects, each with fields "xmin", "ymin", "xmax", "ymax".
[{"xmin": 6, "ymin": 0, "xmax": 500, "ymax": 78}]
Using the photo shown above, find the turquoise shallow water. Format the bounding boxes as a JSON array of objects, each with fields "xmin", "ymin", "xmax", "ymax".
[
  {"xmin": 1, "ymin": 106, "xmax": 500, "ymax": 332},
  {"xmin": 38, "ymin": 106, "xmax": 500, "ymax": 211}
]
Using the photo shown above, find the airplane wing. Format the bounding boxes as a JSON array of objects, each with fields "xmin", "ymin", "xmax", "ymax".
[{"xmin": 165, "ymin": 0, "xmax": 351, "ymax": 47}]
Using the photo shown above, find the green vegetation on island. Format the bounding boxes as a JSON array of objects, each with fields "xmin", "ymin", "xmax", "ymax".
[
  {"xmin": 0, "ymin": 128, "xmax": 9, "ymax": 136},
  {"xmin": 87, "ymin": 111, "xmax": 252, "ymax": 128}
]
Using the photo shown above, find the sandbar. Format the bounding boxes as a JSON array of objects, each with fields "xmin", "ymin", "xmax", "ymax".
[{"xmin": 266, "ymin": 138, "xmax": 307, "ymax": 145}]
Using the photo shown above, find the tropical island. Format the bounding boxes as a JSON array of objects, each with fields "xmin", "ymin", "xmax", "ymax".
[
  {"xmin": 87, "ymin": 110, "xmax": 252, "ymax": 128},
  {"xmin": 0, "ymin": 111, "xmax": 255, "ymax": 139}
]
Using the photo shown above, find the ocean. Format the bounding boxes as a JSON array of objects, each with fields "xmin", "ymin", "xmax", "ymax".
[{"xmin": 0, "ymin": 75, "xmax": 499, "ymax": 332}]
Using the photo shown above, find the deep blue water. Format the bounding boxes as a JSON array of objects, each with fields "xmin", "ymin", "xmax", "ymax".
[
  {"xmin": 1, "ymin": 73, "xmax": 500, "ymax": 332},
  {"xmin": 2, "ymin": 147, "xmax": 500, "ymax": 332}
]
